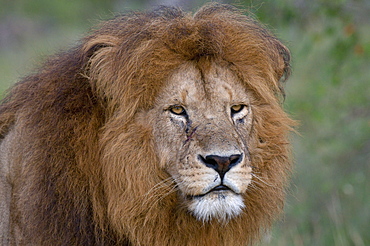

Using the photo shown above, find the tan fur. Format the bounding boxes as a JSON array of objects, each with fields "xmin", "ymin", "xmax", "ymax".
[{"xmin": 0, "ymin": 3, "xmax": 295, "ymax": 246}]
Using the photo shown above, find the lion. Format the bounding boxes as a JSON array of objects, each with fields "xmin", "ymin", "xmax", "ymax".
[{"xmin": 0, "ymin": 3, "xmax": 295, "ymax": 246}]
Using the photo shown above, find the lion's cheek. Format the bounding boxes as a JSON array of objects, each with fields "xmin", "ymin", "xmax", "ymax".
[{"xmin": 152, "ymin": 130, "xmax": 185, "ymax": 168}]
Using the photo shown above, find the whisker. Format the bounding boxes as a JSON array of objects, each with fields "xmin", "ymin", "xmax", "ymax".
[
  {"xmin": 142, "ymin": 177, "xmax": 173, "ymax": 195},
  {"xmin": 144, "ymin": 177, "xmax": 184, "ymax": 203},
  {"xmin": 142, "ymin": 180, "xmax": 181, "ymax": 225},
  {"xmin": 251, "ymin": 173, "xmax": 274, "ymax": 187}
]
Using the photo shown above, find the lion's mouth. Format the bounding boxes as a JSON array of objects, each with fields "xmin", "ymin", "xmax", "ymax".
[
  {"xmin": 189, "ymin": 185, "xmax": 234, "ymax": 199},
  {"xmin": 210, "ymin": 185, "xmax": 231, "ymax": 192}
]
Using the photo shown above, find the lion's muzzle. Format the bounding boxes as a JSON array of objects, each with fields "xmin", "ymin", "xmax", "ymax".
[{"xmin": 198, "ymin": 154, "xmax": 243, "ymax": 180}]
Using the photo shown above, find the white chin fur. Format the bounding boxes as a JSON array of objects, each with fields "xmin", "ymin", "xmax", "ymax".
[{"xmin": 188, "ymin": 192, "xmax": 245, "ymax": 223}]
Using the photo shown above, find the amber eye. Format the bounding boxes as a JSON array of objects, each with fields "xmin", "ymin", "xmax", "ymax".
[
  {"xmin": 169, "ymin": 105, "xmax": 186, "ymax": 115},
  {"xmin": 231, "ymin": 104, "xmax": 245, "ymax": 114}
]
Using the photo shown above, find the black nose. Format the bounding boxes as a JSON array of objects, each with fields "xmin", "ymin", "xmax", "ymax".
[{"xmin": 199, "ymin": 154, "xmax": 242, "ymax": 179}]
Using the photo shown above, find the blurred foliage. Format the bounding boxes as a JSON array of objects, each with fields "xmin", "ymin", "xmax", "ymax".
[
  {"xmin": 248, "ymin": 1, "xmax": 370, "ymax": 245},
  {"xmin": 0, "ymin": 0, "xmax": 369, "ymax": 245}
]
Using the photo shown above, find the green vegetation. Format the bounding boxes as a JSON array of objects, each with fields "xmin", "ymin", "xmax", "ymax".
[
  {"xmin": 251, "ymin": 2, "xmax": 370, "ymax": 245},
  {"xmin": 0, "ymin": 1, "xmax": 368, "ymax": 245}
]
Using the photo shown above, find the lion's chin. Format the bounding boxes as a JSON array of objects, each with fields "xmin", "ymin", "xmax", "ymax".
[{"xmin": 187, "ymin": 191, "xmax": 245, "ymax": 223}]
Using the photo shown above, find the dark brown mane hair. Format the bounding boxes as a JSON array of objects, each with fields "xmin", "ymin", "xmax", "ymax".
[{"xmin": 0, "ymin": 3, "xmax": 294, "ymax": 245}]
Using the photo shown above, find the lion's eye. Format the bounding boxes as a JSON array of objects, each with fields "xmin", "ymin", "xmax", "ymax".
[
  {"xmin": 231, "ymin": 104, "xmax": 245, "ymax": 114},
  {"xmin": 169, "ymin": 105, "xmax": 186, "ymax": 116}
]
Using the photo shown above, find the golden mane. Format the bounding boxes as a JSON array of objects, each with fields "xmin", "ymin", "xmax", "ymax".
[{"xmin": 0, "ymin": 3, "xmax": 294, "ymax": 245}]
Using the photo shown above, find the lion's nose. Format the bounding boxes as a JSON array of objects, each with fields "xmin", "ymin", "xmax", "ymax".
[{"xmin": 199, "ymin": 154, "xmax": 242, "ymax": 179}]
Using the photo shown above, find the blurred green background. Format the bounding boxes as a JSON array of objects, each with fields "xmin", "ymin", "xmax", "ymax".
[{"xmin": 0, "ymin": 0, "xmax": 369, "ymax": 245}]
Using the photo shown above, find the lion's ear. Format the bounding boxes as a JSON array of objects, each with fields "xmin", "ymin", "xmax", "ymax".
[
  {"xmin": 272, "ymin": 40, "xmax": 291, "ymax": 97},
  {"xmin": 276, "ymin": 42, "xmax": 291, "ymax": 83},
  {"xmin": 81, "ymin": 35, "xmax": 120, "ymax": 99},
  {"xmin": 82, "ymin": 35, "xmax": 119, "ymax": 60}
]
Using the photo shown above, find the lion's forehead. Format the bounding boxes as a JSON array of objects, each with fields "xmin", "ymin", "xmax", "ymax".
[{"xmin": 161, "ymin": 62, "xmax": 249, "ymax": 111}]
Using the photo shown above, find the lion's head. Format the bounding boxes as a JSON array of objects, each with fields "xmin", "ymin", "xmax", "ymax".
[
  {"xmin": 0, "ymin": 3, "xmax": 294, "ymax": 246},
  {"xmin": 152, "ymin": 62, "xmax": 255, "ymax": 222}
]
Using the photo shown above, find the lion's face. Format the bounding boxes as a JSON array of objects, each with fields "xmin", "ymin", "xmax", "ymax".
[{"xmin": 152, "ymin": 62, "xmax": 254, "ymax": 222}]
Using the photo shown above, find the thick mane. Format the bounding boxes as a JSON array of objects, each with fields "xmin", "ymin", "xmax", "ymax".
[
  {"xmin": 0, "ymin": 3, "xmax": 294, "ymax": 245},
  {"xmin": 83, "ymin": 3, "xmax": 290, "ymax": 119}
]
